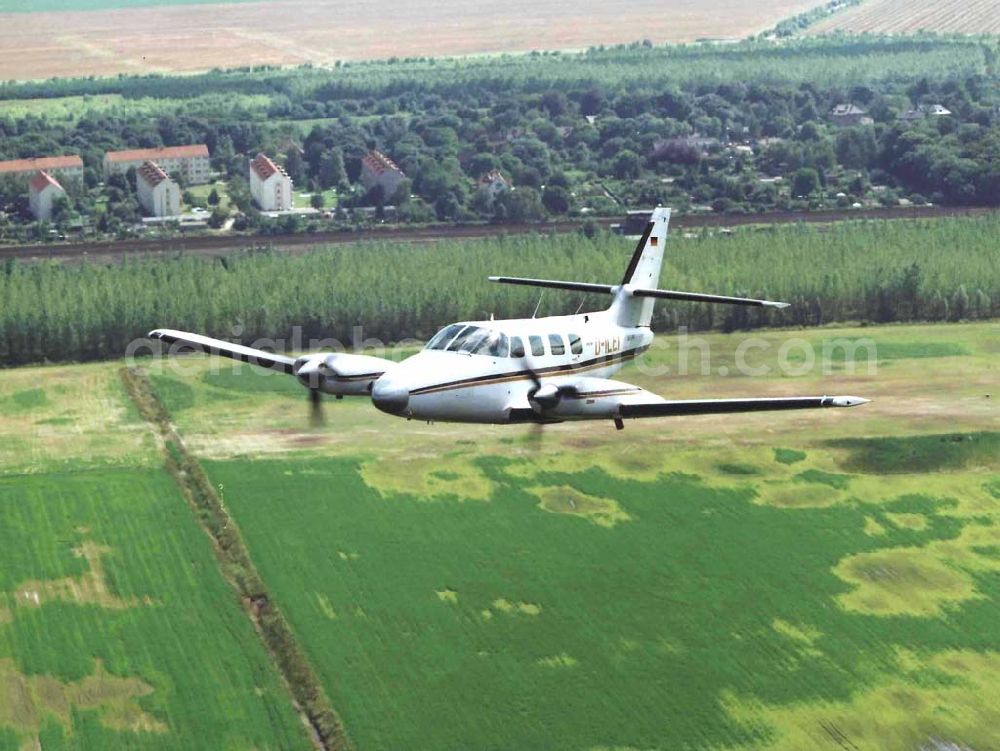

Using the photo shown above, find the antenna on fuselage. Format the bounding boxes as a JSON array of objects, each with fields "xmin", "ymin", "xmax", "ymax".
[
  {"xmin": 531, "ymin": 292, "xmax": 545, "ymax": 319},
  {"xmin": 573, "ymin": 298, "xmax": 585, "ymax": 315}
]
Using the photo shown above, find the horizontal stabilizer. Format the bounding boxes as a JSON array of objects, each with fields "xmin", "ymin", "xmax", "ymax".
[
  {"xmin": 620, "ymin": 395, "xmax": 868, "ymax": 418},
  {"xmin": 488, "ymin": 276, "xmax": 788, "ymax": 308},
  {"xmin": 631, "ymin": 288, "xmax": 789, "ymax": 308},
  {"xmin": 148, "ymin": 329, "xmax": 296, "ymax": 374},
  {"xmin": 488, "ymin": 277, "xmax": 615, "ymax": 295}
]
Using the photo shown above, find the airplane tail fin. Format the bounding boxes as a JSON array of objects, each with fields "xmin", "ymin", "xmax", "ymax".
[
  {"xmin": 488, "ymin": 206, "xmax": 789, "ymax": 326},
  {"xmin": 607, "ymin": 207, "xmax": 671, "ymax": 327}
]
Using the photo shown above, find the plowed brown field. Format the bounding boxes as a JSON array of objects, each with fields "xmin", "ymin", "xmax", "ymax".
[
  {"xmin": 811, "ymin": 0, "xmax": 1000, "ymax": 34},
  {"xmin": 0, "ymin": 0, "xmax": 821, "ymax": 81}
]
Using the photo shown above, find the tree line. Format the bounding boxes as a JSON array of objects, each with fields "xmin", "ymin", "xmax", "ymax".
[{"xmin": 0, "ymin": 215, "xmax": 995, "ymax": 366}]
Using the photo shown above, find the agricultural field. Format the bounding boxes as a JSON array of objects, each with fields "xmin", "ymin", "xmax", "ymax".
[
  {"xmin": 140, "ymin": 319, "xmax": 1000, "ymax": 750},
  {"xmin": 0, "ymin": 364, "xmax": 313, "ymax": 749},
  {"xmin": 811, "ymin": 0, "xmax": 1000, "ymax": 34},
  {"xmin": 0, "ymin": 0, "xmax": 823, "ymax": 81}
]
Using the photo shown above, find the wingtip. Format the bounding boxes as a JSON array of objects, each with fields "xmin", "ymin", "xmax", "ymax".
[
  {"xmin": 830, "ymin": 396, "xmax": 870, "ymax": 407},
  {"xmin": 765, "ymin": 301, "xmax": 791, "ymax": 309}
]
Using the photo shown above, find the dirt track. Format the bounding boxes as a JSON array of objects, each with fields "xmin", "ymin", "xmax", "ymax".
[{"xmin": 1, "ymin": 205, "xmax": 993, "ymax": 264}]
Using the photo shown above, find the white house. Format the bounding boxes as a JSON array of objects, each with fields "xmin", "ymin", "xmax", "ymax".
[
  {"xmin": 899, "ymin": 104, "xmax": 952, "ymax": 121},
  {"xmin": 829, "ymin": 103, "xmax": 873, "ymax": 126},
  {"xmin": 105, "ymin": 145, "xmax": 210, "ymax": 184},
  {"xmin": 28, "ymin": 171, "xmax": 66, "ymax": 221},
  {"xmin": 478, "ymin": 169, "xmax": 510, "ymax": 201},
  {"xmin": 249, "ymin": 153, "xmax": 293, "ymax": 211},
  {"xmin": 360, "ymin": 150, "xmax": 406, "ymax": 199},
  {"xmin": 136, "ymin": 161, "xmax": 180, "ymax": 218}
]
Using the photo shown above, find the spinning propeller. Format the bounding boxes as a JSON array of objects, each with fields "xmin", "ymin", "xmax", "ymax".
[
  {"xmin": 523, "ymin": 359, "xmax": 579, "ymax": 416},
  {"xmin": 294, "ymin": 355, "xmax": 327, "ymax": 426}
]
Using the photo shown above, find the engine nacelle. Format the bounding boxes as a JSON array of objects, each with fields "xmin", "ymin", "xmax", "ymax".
[
  {"xmin": 294, "ymin": 352, "xmax": 395, "ymax": 396},
  {"xmin": 528, "ymin": 377, "xmax": 665, "ymax": 420}
]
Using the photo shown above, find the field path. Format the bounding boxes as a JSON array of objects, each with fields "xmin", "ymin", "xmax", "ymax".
[
  {"xmin": 120, "ymin": 366, "xmax": 353, "ymax": 751},
  {"xmin": 0, "ymin": 0, "xmax": 822, "ymax": 80}
]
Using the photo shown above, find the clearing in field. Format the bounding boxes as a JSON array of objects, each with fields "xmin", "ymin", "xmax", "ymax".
[
  {"xmin": 810, "ymin": 0, "xmax": 1000, "ymax": 34},
  {"xmin": 0, "ymin": 0, "xmax": 822, "ymax": 81},
  {"xmin": 144, "ymin": 321, "xmax": 999, "ymax": 751}
]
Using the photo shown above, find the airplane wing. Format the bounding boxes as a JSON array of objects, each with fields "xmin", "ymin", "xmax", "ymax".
[
  {"xmin": 618, "ymin": 395, "xmax": 869, "ymax": 418},
  {"xmin": 506, "ymin": 375, "xmax": 868, "ymax": 423},
  {"xmin": 148, "ymin": 329, "xmax": 296, "ymax": 374}
]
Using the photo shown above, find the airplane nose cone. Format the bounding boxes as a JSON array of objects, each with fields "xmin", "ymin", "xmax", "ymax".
[{"xmin": 372, "ymin": 379, "xmax": 409, "ymax": 416}]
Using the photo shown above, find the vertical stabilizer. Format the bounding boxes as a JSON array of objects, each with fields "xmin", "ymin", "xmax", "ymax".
[{"xmin": 610, "ymin": 207, "xmax": 671, "ymax": 327}]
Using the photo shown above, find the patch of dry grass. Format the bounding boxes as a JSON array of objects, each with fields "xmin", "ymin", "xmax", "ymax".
[{"xmin": 0, "ymin": 657, "xmax": 166, "ymax": 747}]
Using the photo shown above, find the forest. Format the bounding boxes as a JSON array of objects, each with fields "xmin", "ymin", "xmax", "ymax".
[
  {"xmin": 0, "ymin": 215, "xmax": 996, "ymax": 366},
  {"xmin": 0, "ymin": 34, "xmax": 997, "ymax": 241}
]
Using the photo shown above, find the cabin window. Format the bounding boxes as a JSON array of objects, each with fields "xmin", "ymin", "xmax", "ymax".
[
  {"xmin": 548, "ymin": 334, "xmax": 565, "ymax": 355},
  {"xmin": 569, "ymin": 333, "xmax": 583, "ymax": 355},
  {"xmin": 510, "ymin": 336, "xmax": 526, "ymax": 358},
  {"xmin": 529, "ymin": 335, "xmax": 544, "ymax": 356},
  {"xmin": 426, "ymin": 324, "xmax": 466, "ymax": 350}
]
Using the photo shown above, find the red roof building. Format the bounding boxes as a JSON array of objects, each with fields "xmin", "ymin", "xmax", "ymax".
[
  {"xmin": 105, "ymin": 144, "xmax": 209, "ymax": 164},
  {"xmin": 28, "ymin": 171, "xmax": 66, "ymax": 222},
  {"xmin": 250, "ymin": 153, "xmax": 285, "ymax": 182},
  {"xmin": 360, "ymin": 150, "xmax": 406, "ymax": 198},
  {"xmin": 103, "ymin": 144, "xmax": 211, "ymax": 185},
  {"xmin": 0, "ymin": 155, "xmax": 83, "ymax": 180},
  {"xmin": 29, "ymin": 170, "xmax": 63, "ymax": 193},
  {"xmin": 136, "ymin": 161, "xmax": 180, "ymax": 218},
  {"xmin": 137, "ymin": 161, "xmax": 170, "ymax": 188},
  {"xmin": 249, "ymin": 153, "xmax": 293, "ymax": 212}
]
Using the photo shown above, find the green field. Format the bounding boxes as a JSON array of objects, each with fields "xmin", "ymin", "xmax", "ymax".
[
  {"xmin": 0, "ymin": 366, "xmax": 312, "ymax": 750},
  {"xmin": 1, "ymin": 320, "xmax": 996, "ymax": 749},
  {"xmin": 136, "ymin": 320, "xmax": 999, "ymax": 750}
]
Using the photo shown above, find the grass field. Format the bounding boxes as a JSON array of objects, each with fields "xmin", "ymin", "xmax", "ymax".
[
  {"xmin": 0, "ymin": 0, "xmax": 821, "ymax": 81},
  {"xmin": 811, "ymin": 0, "xmax": 1000, "ymax": 34},
  {"xmin": 0, "ymin": 365, "xmax": 313, "ymax": 749},
  {"xmin": 136, "ymin": 320, "xmax": 1000, "ymax": 750}
]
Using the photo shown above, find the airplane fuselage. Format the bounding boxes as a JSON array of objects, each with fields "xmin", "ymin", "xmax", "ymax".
[{"xmin": 369, "ymin": 311, "xmax": 654, "ymax": 423}]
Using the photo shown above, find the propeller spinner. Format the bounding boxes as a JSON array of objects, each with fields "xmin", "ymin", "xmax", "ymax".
[{"xmin": 523, "ymin": 360, "xmax": 578, "ymax": 416}]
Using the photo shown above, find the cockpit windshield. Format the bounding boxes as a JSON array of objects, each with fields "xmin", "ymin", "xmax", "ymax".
[
  {"xmin": 425, "ymin": 324, "xmax": 466, "ymax": 350},
  {"xmin": 425, "ymin": 325, "xmax": 509, "ymax": 357}
]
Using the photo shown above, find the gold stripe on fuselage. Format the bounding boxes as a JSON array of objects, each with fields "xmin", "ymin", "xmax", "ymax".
[{"xmin": 409, "ymin": 347, "xmax": 646, "ymax": 396}]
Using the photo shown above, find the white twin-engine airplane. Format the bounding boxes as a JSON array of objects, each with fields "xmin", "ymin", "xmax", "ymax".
[{"xmin": 149, "ymin": 208, "xmax": 868, "ymax": 429}]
